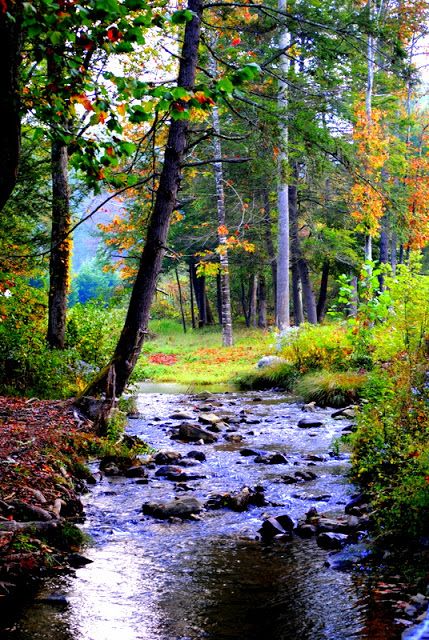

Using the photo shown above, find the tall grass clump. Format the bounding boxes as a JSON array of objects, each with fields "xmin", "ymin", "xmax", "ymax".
[{"xmin": 295, "ymin": 370, "xmax": 367, "ymax": 407}]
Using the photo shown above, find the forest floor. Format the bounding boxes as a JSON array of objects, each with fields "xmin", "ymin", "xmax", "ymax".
[
  {"xmin": 0, "ymin": 396, "xmax": 95, "ymax": 603},
  {"xmin": 133, "ymin": 321, "xmax": 273, "ymax": 386}
]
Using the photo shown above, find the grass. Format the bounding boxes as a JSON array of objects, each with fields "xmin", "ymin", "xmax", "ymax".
[
  {"xmin": 294, "ymin": 370, "xmax": 367, "ymax": 407},
  {"xmin": 235, "ymin": 362, "xmax": 298, "ymax": 391},
  {"xmin": 131, "ymin": 320, "xmax": 272, "ymax": 386}
]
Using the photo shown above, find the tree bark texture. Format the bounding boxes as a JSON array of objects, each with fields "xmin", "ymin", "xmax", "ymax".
[
  {"xmin": 378, "ymin": 218, "xmax": 389, "ymax": 290},
  {"xmin": 211, "ymin": 73, "xmax": 233, "ymax": 346},
  {"xmin": 249, "ymin": 274, "xmax": 258, "ymax": 328},
  {"xmin": 257, "ymin": 274, "xmax": 267, "ymax": 328},
  {"xmin": 289, "ymin": 171, "xmax": 317, "ymax": 324},
  {"xmin": 262, "ymin": 189, "xmax": 277, "ymax": 302},
  {"xmin": 189, "ymin": 262, "xmax": 196, "ymax": 328},
  {"xmin": 0, "ymin": 5, "xmax": 22, "ymax": 211},
  {"xmin": 47, "ymin": 139, "xmax": 71, "ymax": 349},
  {"xmin": 276, "ymin": 0, "xmax": 290, "ymax": 330},
  {"xmin": 175, "ymin": 267, "xmax": 187, "ymax": 334},
  {"xmin": 316, "ymin": 260, "xmax": 329, "ymax": 322},
  {"xmin": 82, "ymin": 0, "xmax": 203, "ymax": 398}
]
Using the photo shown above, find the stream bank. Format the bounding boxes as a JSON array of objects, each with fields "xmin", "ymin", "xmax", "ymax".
[{"xmin": 2, "ymin": 386, "xmax": 429, "ymax": 639}]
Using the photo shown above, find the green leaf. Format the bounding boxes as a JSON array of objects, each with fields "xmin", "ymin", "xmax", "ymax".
[
  {"xmin": 170, "ymin": 9, "xmax": 195, "ymax": 24},
  {"xmin": 216, "ymin": 78, "xmax": 234, "ymax": 94},
  {"xmin": 171, "ymin": 87, "xmax": 189, "ymax": 100}
]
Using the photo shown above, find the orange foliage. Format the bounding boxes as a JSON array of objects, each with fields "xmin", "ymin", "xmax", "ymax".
[{"xmin": 351, "ymin": 101, "xmax": 390, "ymax": 236}]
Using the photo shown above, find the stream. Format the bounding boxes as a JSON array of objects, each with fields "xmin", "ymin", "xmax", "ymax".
[{"xmin": 4, "ymin": 386, "xmax": 429, "ymax": 640}]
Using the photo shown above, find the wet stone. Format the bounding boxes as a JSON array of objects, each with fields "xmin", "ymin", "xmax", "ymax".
[
  {"xmin": 240, "ymin": 447, "xmax": 267, "ymax": 457},
  {"xmin": 154, "ymin": 451, "xmax": 182, "ymax": 465},
  {"xmin": 124, "ymin": 466, "xmax": 147, "ymax": 479},
  {"xmin": 282, "ymin": 475, "xmax": 298, "ymax": 484},
  {"xmin": 296, "ymin": 524, "xmax": 317, "ymax": 538},
  {"xmin": 170, "ymin": 411, "xmax": 195, "ymax": 420},
  {"xmin": 176, "ymin": 423, "xmax": 218, "ymax": 444},
  {"xmin": 154, "ymin": 465, "xmax": 205, "ymax": 482},
  {"xmin": 142, "ymin": 496, "xmax": 203, "ymax": 520},
  {"xmin": 198, "ymin": 413, "xmax": 222, "ymax": 425},
  {"xmin": 224, "ymin": 434, "xmax": 244, "ymax": 443},
  {"xmin": 254, "ymin": 452, "xmax": 288, "ymax": 465},
  {"xmin": 186, "ymin": 450, "xmax": 206, "ymax": 462},
  {"xmin": 317, "ymin": 532, "xmax": 349, "ymax": 550},
  {"xmin": 297, "ymin": 418, "xmax": 324, "ymax": 429},
  {"xmin": 294, "ymin": 470, "xmax": 317, "ymax": 482}
]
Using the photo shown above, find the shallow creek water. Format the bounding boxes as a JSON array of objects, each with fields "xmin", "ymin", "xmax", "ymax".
[{"xmin": 4, "ymin": 387, "xmax": 423, "ymax": 640}]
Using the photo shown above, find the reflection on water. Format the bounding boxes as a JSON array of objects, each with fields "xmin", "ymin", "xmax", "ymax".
[{"xmin": 4, "ymin": 389, "xmax": 407, "ymax": 640}]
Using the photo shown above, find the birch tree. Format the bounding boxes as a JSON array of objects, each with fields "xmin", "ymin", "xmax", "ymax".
[{"xmin": 276, "ymin": 0, "xmax": 290, "ymax": 330}]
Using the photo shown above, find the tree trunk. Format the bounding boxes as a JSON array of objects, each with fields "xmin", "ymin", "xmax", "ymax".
[
  {"xmin": 378, "ymin": 219, "xmax": 389, "ymax": 290},
  {"xmin": 249, "ymin": 274, "xmax": 258, "ymax": 328},
  {"xmin": 257, "ymin": 274, "xmax": 267, "ymax": 328},
  {"xmin": 189, "ymin": 262, "xmax": 196, "ymax": 329},
  {"xmin": 317, "ymin": 260, "xmax": 329, "ymax": 322},
  {"xmin": 81, "ymin": 0, "xmax": 203, "ymax": 399},
  {"xmin": 47, "ymin": 139, "xmax": 71, "ymax": 349},
  {"xmin": 262, "ymin": 189, "xmax": 277, "ymax": 302},
  {"xmin": 390, "ymin": 231, "xmax": 397, "ymax": 274},
  {"xmin": 175, "ymin": 267, "xmax": 186, "ymax": 334},
  {"xmin": 291, "ymin": 265, "xmax": 303, "ymax": 325},
  {"xmin": 289, "ymin": 167, "xmax": 317, "ymax": 324},
  {"xmin": 349, "ymin": 275, "xmax": 358, "ymax": 318},
  {"xmin": 210, "ymin": 54, "xmax": 233, "ymax": 346},
  {"xmin": 0, "ymin": 6, "xmax": 22, "ymax": 211},
  {"xmin": 241, "ymin": 280, "xmax": 250, "ymax": 327},
  {"xmin": 276, "ymin": 0, "xmax": 290, "ymax": 330}
]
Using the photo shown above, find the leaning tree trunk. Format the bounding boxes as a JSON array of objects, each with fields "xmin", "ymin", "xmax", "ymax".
[
  {"xmin": 276, "ymin": 0, "xmax": 290, "ymax": 330},
  {"xmin": 0, "ymin": 5, "xmax": 22, "ymax": 212},
  {"xmin": 81, "ymin": 0, "xmax": 203, "ymax": 399},
  {"xmin": 47, "ymin": 139, "xmax": 71, "ymax": 349},
  {"xmin": 210, "ymin": 51, "xmax": 233, "ymax": 346}
]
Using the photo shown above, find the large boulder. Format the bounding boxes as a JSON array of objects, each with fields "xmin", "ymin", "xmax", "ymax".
[
  {"xmin": 177, "ymin": 423, "xmax": 218, "ymax": 443},
  {"xmin": 257, "ymin": 356, "xmax": 286, "ymax": 369},
  {"xmin": 142, "ymin": 497, "xmax": 203, "ymax": 520}
]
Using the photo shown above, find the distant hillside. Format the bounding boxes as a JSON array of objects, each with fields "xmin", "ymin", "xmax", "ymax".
[{"xmin": 72, "ymin": 194, "xmax": 126, "ymax": 273}]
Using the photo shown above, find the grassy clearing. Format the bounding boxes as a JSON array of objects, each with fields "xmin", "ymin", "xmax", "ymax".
[{"xmin": 131, "ymin": 320, "xmax": 272, "ymax": 386}]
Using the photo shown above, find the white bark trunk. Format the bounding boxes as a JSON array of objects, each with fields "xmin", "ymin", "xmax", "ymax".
[
  {"xmin": 210, "ymin": 51, "xmax": 233, "ymax": 346},
  {"xmin": 276, "ymin": 0, "xmax": 290, "ymax": 329}
]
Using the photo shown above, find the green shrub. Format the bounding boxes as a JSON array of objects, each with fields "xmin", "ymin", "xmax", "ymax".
[
  {"xmin": 66, "ymin": 302, "xmax": 124, "ymax": 367},
  {"xmin": 350, "ymin": 364, "xmax": 429, "ymax": 539},
  {"xmin": 278, "ymin": 323, "xmax": 353, "ymax": 373},
  {"xmin": 295, "ymin": 370, "xmax": 367, "ymax": 407}
]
